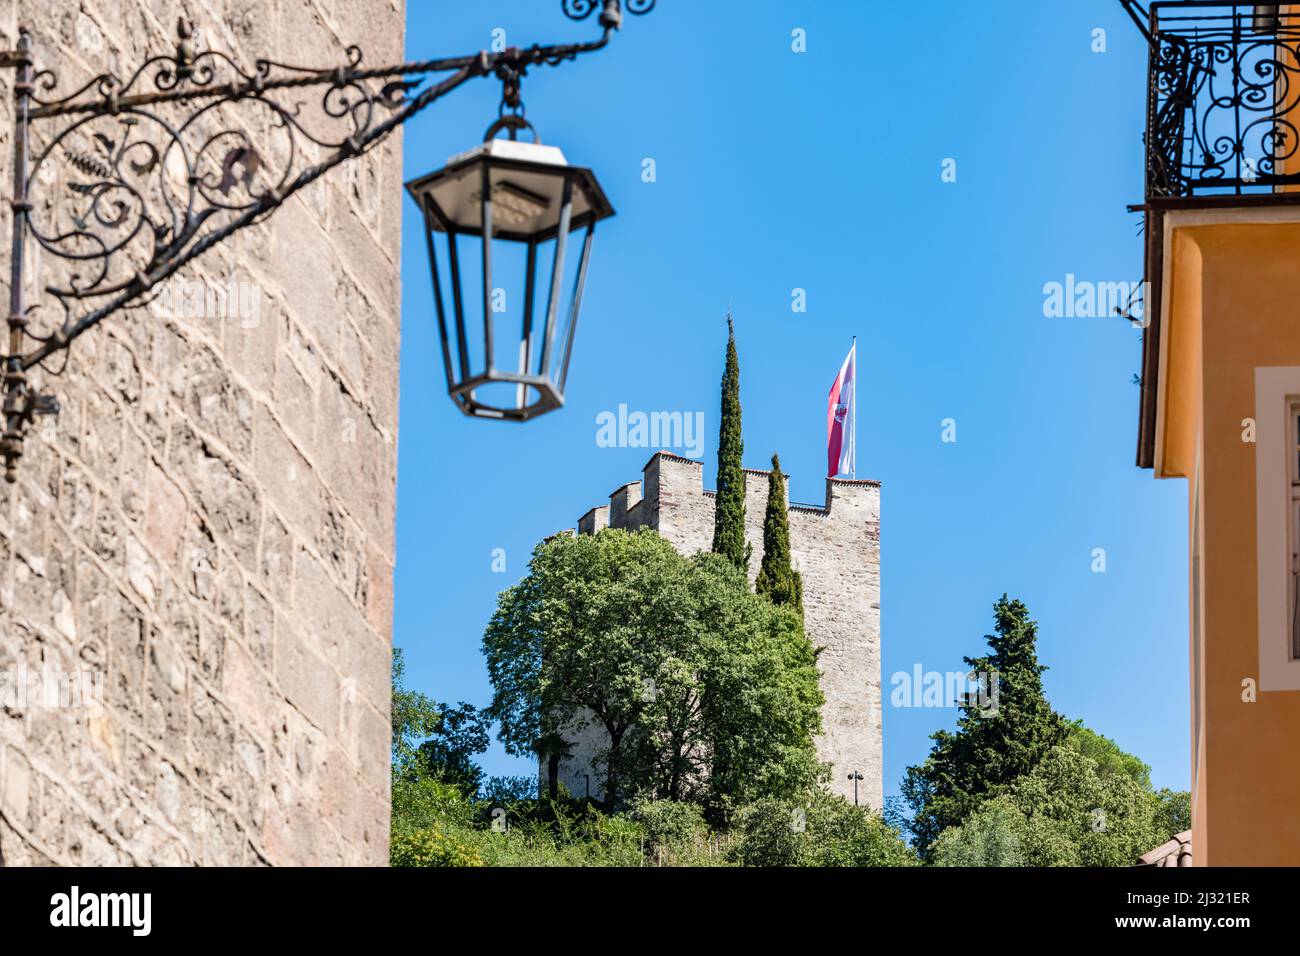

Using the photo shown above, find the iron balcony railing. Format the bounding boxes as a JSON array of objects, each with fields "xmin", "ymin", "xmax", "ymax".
[{"xmin": 1145, "ymin": 1, "xmax": 1300, "ymax": 198}]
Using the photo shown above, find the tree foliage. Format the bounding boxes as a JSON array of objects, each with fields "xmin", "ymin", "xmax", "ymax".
[
  {"xmin": 712, "ymin": 315, "xmax": 749, "ymax": 571},
  {"xmin": 908, "ymin": 598, "xmax": 1192, "ymax": 867},
  {"xmin": 393, "ymin": 777, "xmax": 478, "ymax": 835},
  {"xmin": 481, "ymin": 775, "xmax": 539, "ymax": 805},
  {"xmin": 391, "ymin": 648, "xmax": 441, "ymax": 779},
  {"xmin": 932, "ymin": 746, "xmax": 1178, "ymax": 867},
  {"xmin": 728, "ymin": 789, "xmax": 917, "ymax": 867},
  {"xmin": 902, "ymin": 596, "xmax": 1069, "ymax": 856},
  {"xmin": 629, "ymin": 798, "xmax": 708, "ymax": 851},
  {"xmin": 1064, "ymin": 719, "xmax": 1151, "ymax": 789},
  {"xmin": 416, "ymin": 701, "xmax": 490, "ymax": 796},
  {"xmin": 1153, "ymin": 788, "xmax": 1191, "ymax": 837},
  {"xmin": 755, "ymin": 453, "xmax": 804, "ymax": 614},
  {"xmin": 391, "ymin": 648, "xmax": 490, "ymax": 795},
  {"xmin": 929, "ymin": 798, "xmax": 1029, "ymax": 867},
  {"xmin": 482, "ymin": 528, "xmax": 823, "ymax": 815}
]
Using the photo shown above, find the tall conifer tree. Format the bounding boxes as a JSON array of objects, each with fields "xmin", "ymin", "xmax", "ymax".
[
  {"xmin": 755, "ymin": 454, "xmax": 803, "ymax": 614},
  {"xmin": 901, "ymin": 595, "xmax": 1069, "ymax": 857},
  {"xmin": 712, "ymin": 314, "xmax": 748, "ymax": 570}
]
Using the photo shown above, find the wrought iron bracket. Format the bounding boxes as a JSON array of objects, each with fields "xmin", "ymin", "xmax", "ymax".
[{"xmin": 0, "ymin": 0, "xmax": 653, "ymax": 482}]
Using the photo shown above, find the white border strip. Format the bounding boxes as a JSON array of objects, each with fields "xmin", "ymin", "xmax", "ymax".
[{"xmin": 1255, "ymin": 367, "xmax": 1300, "ymax": 691}]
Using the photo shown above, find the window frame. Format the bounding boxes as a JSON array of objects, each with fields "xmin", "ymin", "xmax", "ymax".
[
  {"xmin": 1291, "ymin": 400, "xmax": 1300, "ymax": 661},
  {"xmin": 1253, "ymin": 368, "xmax": 1300, "ymax": 689}
]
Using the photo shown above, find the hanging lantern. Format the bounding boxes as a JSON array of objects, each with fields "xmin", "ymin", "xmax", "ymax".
[{"xmin": 406, "ymin": 116, "xmax": 614, "ymax": 420}]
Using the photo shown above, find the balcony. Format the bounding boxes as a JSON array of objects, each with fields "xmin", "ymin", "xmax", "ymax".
[
  {"xmin": 1131, "ymin": 2, "xmax": 1300, "ymax": 466},
  {"xmin": 1143, "ymin": 2, "xmax": 1300, "ymax": 199}
]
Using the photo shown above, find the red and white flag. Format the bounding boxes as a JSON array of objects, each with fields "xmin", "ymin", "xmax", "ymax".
[{"xmin": 827, "ymin": 341, "xmax": 856, "ymax": 478}]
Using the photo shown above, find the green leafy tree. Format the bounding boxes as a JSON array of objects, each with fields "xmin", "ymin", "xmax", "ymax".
[
  {"xmin": 391, "ymin": 649, "xmax": 489, "ymax": 794},
  {"xmin": 481, "ymin": 775, "xmax": 539, "ymax": 805},
  {"xmin": 930, "ymin": 797, "xmax": 1029, "ymax": 867},
  {"xmin": 712, "ymin": 315, "xmax": 749, "ymax": 571},
  {"xmin": 682, "ymin": 552, "xmax": 823, "ymax": 815},
  {"xmin": 391, "ymin": 648, "xmax": 441, "ymax": 780},
  {"xmin": 416, "ymin": 701, "xmax": 490, "ymax": 796},
  {"xmin": 482, "ymin": 528, "xmax": 822, "ymax": 814},
  {"xmin": 1153, "ymin": 788, "xmax": 1191, "ymax": 837},
  {"xmin": 484, "ymin": 529, "xmax": 692, "ymax": 809},
  {"xmin": 933, "ymin": 746, "xmax": 1178, "ymax": 867},
  {"xmin": 902, "ymin": 596, "xmax": 1069, "ymax": 857},
  {"xmin": 1065, "ymin": 719, "xmax": 1151, "ymax": 788},
  {"xmin": 729, "ymin": 789, "xmax": 916, "ymax": 867},
  {"xmin": 755, "ymin": 453, "xmax": 804, "ymax": 614}
]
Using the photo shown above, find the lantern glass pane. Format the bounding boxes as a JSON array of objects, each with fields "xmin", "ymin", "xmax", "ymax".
[
  {"xmin": 423, "ymin": 215, "xmax": 590, "ymax": 414},
  {"xmin": 546, "ymin": 223, "xmax": 594, "ymax": 388},
  {"xmin": 432, "ymin": 229, "xmax": 481, "ymax": 382}
]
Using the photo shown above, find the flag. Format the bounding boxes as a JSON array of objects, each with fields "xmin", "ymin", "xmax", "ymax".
[{"xmin": 827, "ymin": 341, "xmax": 855, "ymax": 478}]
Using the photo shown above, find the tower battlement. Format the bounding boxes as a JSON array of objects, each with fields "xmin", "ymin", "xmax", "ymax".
[{"xmin": 560, "ymin": 451, "xmax": 883, "ymax": 807}]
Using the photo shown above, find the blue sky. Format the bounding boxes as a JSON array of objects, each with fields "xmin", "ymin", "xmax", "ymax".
[{"xmin": 394, "ymin": 0, "xmax": 1191, "ymax": 799}]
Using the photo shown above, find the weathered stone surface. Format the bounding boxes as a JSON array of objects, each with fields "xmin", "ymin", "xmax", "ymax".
[
  {"xmin": 0, "ymin": 1, "xmax": 403, "ymax": 866},
  {"xmin": 559, "ymin": 452, "xmax": 884, "ymax": 809}
]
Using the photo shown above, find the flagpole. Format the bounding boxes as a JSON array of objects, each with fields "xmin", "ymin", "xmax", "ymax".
[{"xmin": 851, "ymin": 336, "xmax": 857, "ymax": 480}]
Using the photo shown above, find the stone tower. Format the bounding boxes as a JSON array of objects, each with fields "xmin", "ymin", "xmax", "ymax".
[
  {"xmin": 0, "ymin": 3, "xmax": 404, "ymax": 865},
  {"xmin": 557, "ymin": 451, "xmax": 883, "ymax": 808}
]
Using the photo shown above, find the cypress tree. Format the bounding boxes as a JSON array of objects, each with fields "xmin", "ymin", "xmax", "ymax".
[
  {"xmin": 712, "ymin": 314, "xmax": 749, "ymax": 570},
  {"xmin": 755, "ymin": 454, "xmax": 803, "ymax": 614}
]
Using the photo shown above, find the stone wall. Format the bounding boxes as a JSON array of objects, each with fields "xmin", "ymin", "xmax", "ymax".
[
  {"xmin": 0, "ymin": 0, "xmax": 405, "ymax": 865},
  {"xmin": 567, "ymin": 451, "xmax": 883, "ymax": 808}
]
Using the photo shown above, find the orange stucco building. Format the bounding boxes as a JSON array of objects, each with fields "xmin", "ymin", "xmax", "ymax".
[{"xmin": 1134, "ymin": 1, "xmax": 1300, "ymax": 866}]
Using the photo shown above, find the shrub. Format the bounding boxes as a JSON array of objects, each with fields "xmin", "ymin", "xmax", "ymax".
[
  {"xmin": 630, "ymin": 798, "xmax": 707, "ymax": 850},
  {"xmin": 391, "ymin": 827, "xmax": 485, "ymax": 868},
  {"xmin": 463, "ymin": 801, "xmax": 648, "ymax": 868},
  {"xmin": 391, "ymin": 777, "xmax": 476, "ymax": 835},
  {"xmin": 729, "ymin": 790, "xmax": 917, "ymax": 867}
]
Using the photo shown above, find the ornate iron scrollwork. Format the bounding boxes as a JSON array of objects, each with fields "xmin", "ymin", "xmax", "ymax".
[
  {"xmin": 1144, "ymin": 4, "xmax": 1300, "ymax": 198},
  {"xmin": 563, "ymin": 0, "xmax": 656, "ymax": 21},
  {"xmin": 25, "ymin": 38, "xmax": 419, "ymax": 343}
]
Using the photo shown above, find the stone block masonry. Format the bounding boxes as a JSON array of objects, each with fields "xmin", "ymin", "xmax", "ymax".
[
  {"xmin": 567, "ymin": 451, "xmax": 883, "ymax": 808},
  {"xmin": 0, "ymin": 1, "xmax": 405, "ymax": 865}
]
